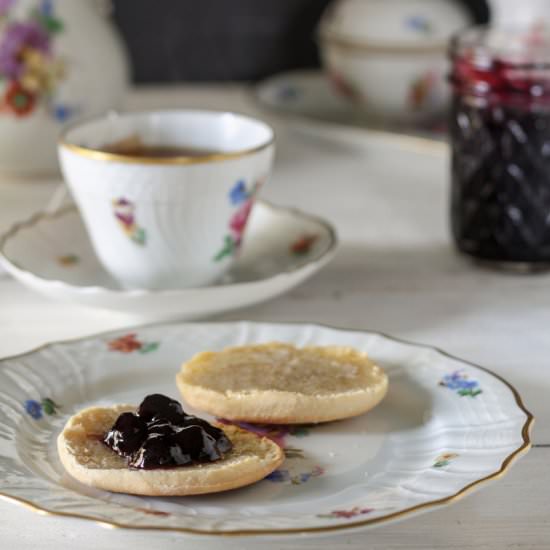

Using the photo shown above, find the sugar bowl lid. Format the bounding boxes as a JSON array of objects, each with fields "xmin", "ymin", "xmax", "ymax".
[{"xmin": 319, "ymin": 0, "xmax": 472, "ymax": 49}]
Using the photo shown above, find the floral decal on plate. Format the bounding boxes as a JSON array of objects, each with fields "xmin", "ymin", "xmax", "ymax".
[
  {"xmin": 113, "ymin": 198, "xmax": 146, "ymax": 246},
  {"xmin": 57, "ymin": 253, "xmax": 79, "ymax": 266},
  {"xmin": 440, "ymin": 370, "xmax": 482, "ymax": 397},
  {"xmin": 0, "ymin": 0, "xmax": 76, "ymax": 121},
  {"xmin": 265, "ymin": 465, "xmax": 324, "ymax": 485},
  {"xmin": 213, "ymin": 178, "xmax": 262, "ymax": 262},
  {"xmin": 409, "ymin": 71, "xmax": 437, "ymax": 110},
  {"xmin": 433, "ymin": 453, "xmax": 459, "ymax": 468},
  {"xmin": 405, "ymin": 15, "xmax": 433, "ymax": 34},
  {"xmin": 217, "ymin": 420, "xmax": 311, "ymax": 448},
  {"xmin": 24, "ymin": 397, "xmax": 60, "ymax": 419},
  {"xmin": 134, "ymin": 507, "xmax": 171, "ymax": 517},
  {"xmin": 317, "ymin": 506, "xmax": 375, "ymax": 519},
  {"xmin": 107, "ymin": 333, "xmax": 159, "ymax": 354},
  {"xmin": 291, "ymin": 234, "xmax": 318, "ymax": 256},
  {"xmin": 219, "ymin": 420, "xmax": 319, "ymax": 478}
]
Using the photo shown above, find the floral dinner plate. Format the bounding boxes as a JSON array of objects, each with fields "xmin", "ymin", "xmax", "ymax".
[{"xmin": 0, "ymin": 321, "xmax": 532, "ymax": 538}]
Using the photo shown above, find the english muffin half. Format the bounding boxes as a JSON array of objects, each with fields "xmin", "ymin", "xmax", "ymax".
[
  {"xmin": 176, "ymin": 343, "xmax": 388, "ymax": 424},
  {"xmin": 57, "ymin": 404, "xmax": 284, "ymax": 496}
]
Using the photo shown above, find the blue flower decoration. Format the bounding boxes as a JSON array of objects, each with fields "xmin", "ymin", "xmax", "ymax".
[
  {"xmin": 229, "ymin": 179, "xmax": 249, "ymax": 205},
  {"xmin": 406, "ymin": 15, "xmax": 432, "ymax": 34},
  {"xmin": 52, "ymin": 104, "xmax": 74, "ymax": 123},
  {"xmin": 265, "ymin": 469, "xmax": 290, "ymax": 482},
  {"xmin": 441, "ymin": 372, "xmax": 477, "ymax": 390},
  {"xmin": 40, "ymin": 0, "xmax": 54, "ymax": 16},
  {"xmin": 277, "ymin": 85, "xmax": 299, "ymax": 102},
  {"xmin": 24, "ymin": 400, "xmax": 43, "ymax": 420},
  {"xmin": 440, "ymin": 371, "xmax": 482, "ymax": 397}
]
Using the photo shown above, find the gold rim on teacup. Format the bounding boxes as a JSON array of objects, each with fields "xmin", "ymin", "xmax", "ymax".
[{"xmin": 58, "ymin": 109, "xmax": 275, "ymax": 165}]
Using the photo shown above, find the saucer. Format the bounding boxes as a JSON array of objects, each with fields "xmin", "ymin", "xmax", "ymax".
[
  {"xmin": 0, "ymin": 201, "xmax": 337, "ymax": 319},
  {"xmin": 253, "ymin": 69, "xmax": 446, "ymax": 141}
]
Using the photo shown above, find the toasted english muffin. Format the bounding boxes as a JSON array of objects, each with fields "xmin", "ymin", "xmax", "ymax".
[
  {"xmin": 176, "ymin": 343, "xmax": 388, "ymax": 424},
  {"xmin": 57, "ymin": 404, "xmax": 284, "ymax": 496}
]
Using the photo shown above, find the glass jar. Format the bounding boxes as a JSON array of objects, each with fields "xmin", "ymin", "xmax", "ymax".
[{"xmin": 449, "ymin": 26, "xmax": 550, "ymax": 269}]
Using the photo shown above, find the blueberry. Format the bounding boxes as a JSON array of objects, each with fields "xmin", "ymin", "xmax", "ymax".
[{"xmin": 104, "ymin": 412, "xmax": 147, "ymax": 456}]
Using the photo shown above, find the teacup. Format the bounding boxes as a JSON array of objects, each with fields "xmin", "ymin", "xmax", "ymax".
[{"xmin": 58, "ymin": 110, "xmax": 275, "ymax": 290}]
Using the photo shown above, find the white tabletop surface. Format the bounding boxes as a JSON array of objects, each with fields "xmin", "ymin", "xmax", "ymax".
[{"xmin": 0, "ymin": 85, "xmax": 548, "ymax": 550}]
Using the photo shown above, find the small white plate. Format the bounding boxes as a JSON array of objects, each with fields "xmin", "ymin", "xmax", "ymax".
[
  {"xmin": 0, "ymin": 201, "xmax": 337, "ymax": 319},
  {"xmin": 254, "ymin": 69, "xmax": 446, "ymax": 141},
  {"xmin": 0, "ymin": 321, "xmax": 532, "ymax": 538}
]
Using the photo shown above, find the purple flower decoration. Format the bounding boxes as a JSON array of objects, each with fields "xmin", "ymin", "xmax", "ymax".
[
  {"xmin": 229, "ymin": 179, "xmax": 249, "ymax": 205},
  {"xmin": 0, "ymin": 21, "xmax": 50, "ymax": 78},
  {"xmin": 0, "ymin": 0, "xmax": 15, "ymax": 17},
  {"xmin": 24, "ymin": 399, "xmax": 43, "ymax": 420}
]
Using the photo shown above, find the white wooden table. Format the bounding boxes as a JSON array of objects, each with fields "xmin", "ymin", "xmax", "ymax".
[{"xmin": 0, "ymin": 86, "xmax": 548, "ymax": 550}]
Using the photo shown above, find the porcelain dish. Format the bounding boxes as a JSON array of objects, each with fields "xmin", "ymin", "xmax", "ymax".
[
  {"xmin": 0, "ymin": 321, "xmax": 532, "ymax": 537},
  {"xmin": 318, "ymin": 0, "xmax": 472, "ymax": 122},
  {"xmin": 0, "ymin": 201, "xmax": 337, "ymax": 319},
  {"xmin": 254, "ymin": 69, "xmax": 447, "ymax": 140}
]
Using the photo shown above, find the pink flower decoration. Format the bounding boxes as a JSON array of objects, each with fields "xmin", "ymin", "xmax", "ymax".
[
  {"xmin": 0, "ymin": 0, "xmax": 15, "ymax": 17},
  {"xmin": 229, "ymin": 199, "xmax": 253, "ymax": 243}
]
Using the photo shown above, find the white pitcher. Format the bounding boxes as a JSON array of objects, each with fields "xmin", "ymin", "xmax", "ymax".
[
  {"xmin": 489, "ymin": 0, "xmax": 550, "ymax": 28},
  {"xmin": 0, "ymin": 0, "xmax": 128, "ymax": 176}
]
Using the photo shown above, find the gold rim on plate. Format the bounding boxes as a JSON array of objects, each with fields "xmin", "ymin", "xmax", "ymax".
[{"xmin": 0, "ymin": 321, "xmax": 534, "ymax": 537}]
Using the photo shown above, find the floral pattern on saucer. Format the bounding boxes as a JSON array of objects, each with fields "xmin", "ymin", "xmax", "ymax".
[
  {"xmin": 291, "ymin": 234, "xmax": 318, "ymax": 256},
  {"xmin": 433, "ymin": 453, "xmax": 459, "ymax": 468},
  {"xmin": 107, "ymin": 333, "xmax": 159, "ymax": 354}
]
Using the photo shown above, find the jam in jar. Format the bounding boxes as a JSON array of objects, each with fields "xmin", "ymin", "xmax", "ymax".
[{"xmin": 450, "ymin": 26, "xmax": 550, "ymax": 268}]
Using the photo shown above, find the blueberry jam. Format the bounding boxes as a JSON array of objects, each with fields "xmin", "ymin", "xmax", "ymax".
[
  {"xmin": 103, "ymin": 394, "xmax": 232, "ymax": 469},
  {"xmin": 450, "ymin": 28, "xmax": 550, "ymax": 265}
]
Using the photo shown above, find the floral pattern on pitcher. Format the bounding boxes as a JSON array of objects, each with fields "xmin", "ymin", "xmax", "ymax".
[
  {"xmin": 113, "ymin": 198, "xmax": 147, "ymax": 246},
  {"xmin": 213, "ymin": 178, "xmax": 262, "ymax": 262},
  {"xmin": 0, "ymin": 0, "xmax": 76, "ymax": 120}
]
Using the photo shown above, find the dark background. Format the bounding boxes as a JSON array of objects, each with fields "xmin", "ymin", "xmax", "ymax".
[{"xmin": 111, "ymin": 0, "xmax": 490, "ymax": 83}]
